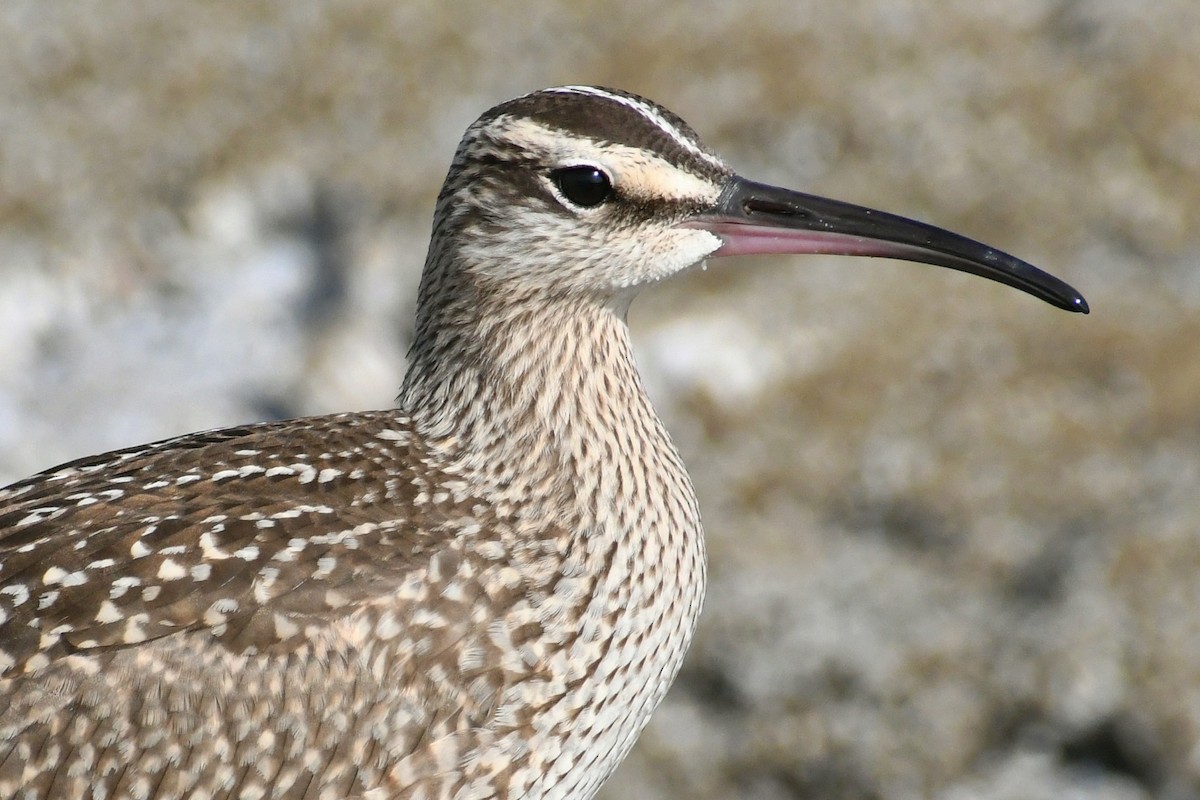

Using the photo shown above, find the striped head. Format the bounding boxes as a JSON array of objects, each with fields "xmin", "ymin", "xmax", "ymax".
[
  {"xmin": 428, "ymin": 86, "xmax": 733, "ymax": 300},
  {"xmin": 420, "ymin": 85, "xmax": 1088, "ymax": 313}
]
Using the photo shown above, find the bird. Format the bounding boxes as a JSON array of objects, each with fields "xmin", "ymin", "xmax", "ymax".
[{"xmin": 0, "ymin": 85, "xmax": 1087, "ymax": 800}]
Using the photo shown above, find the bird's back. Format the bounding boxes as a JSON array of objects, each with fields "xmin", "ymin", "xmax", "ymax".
[
  {"xmin": 0, "ymin": 380, "xmax": 705, "ymax": 800},
  {"xmin": 0, "ymin": 411, "xmax": 493, "ymax": 797}
]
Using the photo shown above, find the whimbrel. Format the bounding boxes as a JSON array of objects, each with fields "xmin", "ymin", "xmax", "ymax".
[{"xmin": 0, "ymin": 86, "xmax": 1086, "ymax": 799}]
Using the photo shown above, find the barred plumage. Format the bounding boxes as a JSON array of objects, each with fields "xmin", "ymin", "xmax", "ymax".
[{"xmin": 0, "ymin": 86, "xmax": 1086, "ymax": 799}]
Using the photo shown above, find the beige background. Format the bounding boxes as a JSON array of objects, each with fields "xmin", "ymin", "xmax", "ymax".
[{"xmin": 2, "ymin": 2, "xmax": 1198, "ymax": 798}]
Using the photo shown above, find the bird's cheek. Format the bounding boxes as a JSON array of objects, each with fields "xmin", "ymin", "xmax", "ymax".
[{"xmin": 655, "ymin": 228, "xmax": 725, "ymax": 278}]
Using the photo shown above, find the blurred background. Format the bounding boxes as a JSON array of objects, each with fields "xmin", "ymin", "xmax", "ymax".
[{"xmin": 2, "ymin": 2, "xmax": 1198, "ymax": 798}]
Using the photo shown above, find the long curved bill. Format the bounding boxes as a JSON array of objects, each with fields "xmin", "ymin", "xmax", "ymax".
[{"xmin": 685, "ymin": 176, "xmax": 1088, "ymax": 313}]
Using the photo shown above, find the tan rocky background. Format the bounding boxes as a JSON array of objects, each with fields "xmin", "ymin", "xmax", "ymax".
[{"xmin": 2, "ymin": 2, "xmax": 1199, "ymax": 798}]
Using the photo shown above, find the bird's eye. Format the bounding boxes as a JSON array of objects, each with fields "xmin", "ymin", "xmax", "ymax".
[{"xmin": 551, "ymin": 166, "xmax": 613, "ymax": 209}]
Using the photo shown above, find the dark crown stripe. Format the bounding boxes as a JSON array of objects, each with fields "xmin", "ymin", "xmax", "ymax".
[{"xmin": 477, "ymin": 86, "xmax": 730, "ymax": 181}]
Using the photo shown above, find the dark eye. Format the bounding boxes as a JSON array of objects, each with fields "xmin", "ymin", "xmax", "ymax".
[{"xmin": 551, "ymin": 166, "xmax": 613, "ymax": 208}]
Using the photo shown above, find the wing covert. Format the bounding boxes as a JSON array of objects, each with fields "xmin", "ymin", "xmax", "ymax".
[{"xmin": 0, "ymin": 411, "xmax": 469, "ymax": 675}]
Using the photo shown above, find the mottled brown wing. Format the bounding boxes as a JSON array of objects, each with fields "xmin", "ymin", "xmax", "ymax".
[{"xmin": 0, "ymin": 410, "xmax": 463, "ymax": 676}]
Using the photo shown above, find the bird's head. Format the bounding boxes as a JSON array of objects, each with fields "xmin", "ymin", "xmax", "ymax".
[{"xmin": 425, "ymin": 85, "xmax": 1087, "ymax": 314}]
